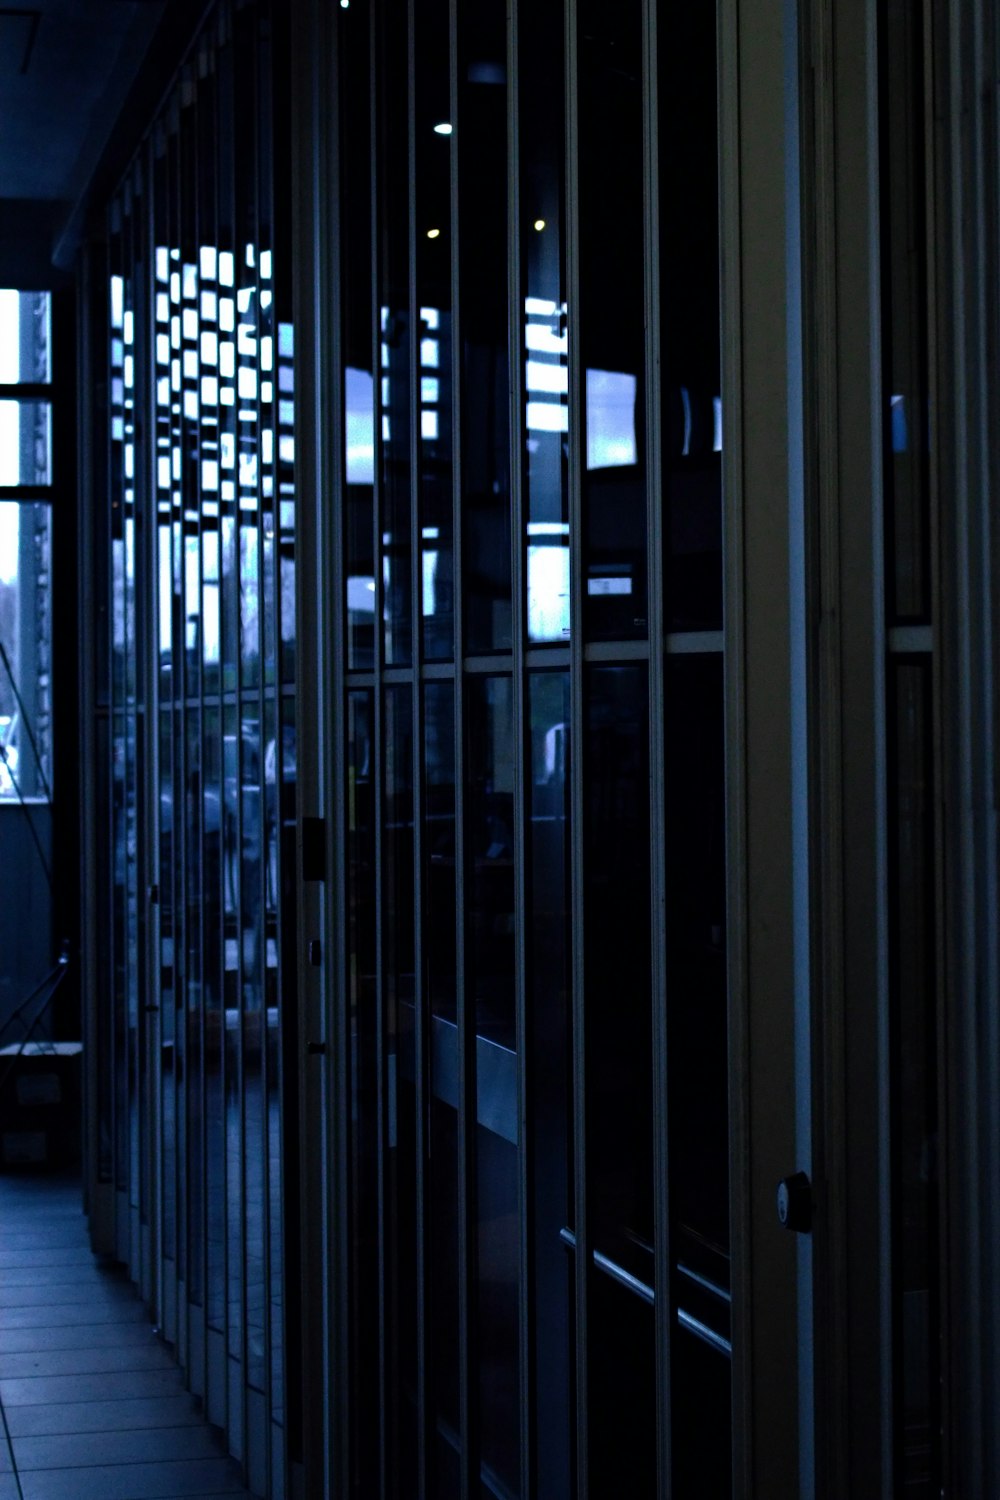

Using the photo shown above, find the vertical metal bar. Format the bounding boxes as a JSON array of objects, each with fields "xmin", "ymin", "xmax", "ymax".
[
  {"xmin": 371, "ymin": 3, "xmax": 390, "ymax": 1492},
  {"xmin": 194, "ymin": 51, "xmax": 211, "ymax": 1407},
  {"xmin": 507, "ymin": 1, "xmax": 534, "ymax": 1494},
  {"xmin": 255, "ymin": 8, "xmax": 274, "ymax": 1475},
  {"xmin": 406, "ymin": 0, "xmax": 430, "ymax": 1492},
  {"xmin": 448, "ymin": 0, "xmax": 475, "ymax": 1491},
  {"xmin": 220, "ymin": 0, "xmax": 240, "ymax": 1442},
  {"xmin": 641, "ymin": 1, "xmax": 672, "ymax": 1494},
  {"xmin": 563, "ymin": 0, "xmax": 589, "ymax": 1493},
  {"xmin": 324, "ymin": 2, "xmax": 352, "ymax": 1488},
  {"xmin": 142, "ymin": 125, "xmax": 163, "ymax": 1343}
]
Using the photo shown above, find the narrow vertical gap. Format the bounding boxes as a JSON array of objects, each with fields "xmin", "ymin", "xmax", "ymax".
[
  {"xmin": 563, "ymin": 1, "xmax": 588, "ymax": 1494},
  {"xmin": 507, "ymin": 5, "xmax": 534, "ymax": 1495},
  {"xmin": 407, "ymin": 1, "xmax": 430, "ymax": 1492},
  {"xmin": 641, "ymin": 0, "xmax": 672, "ymax": 1494},
  {"xmin": 371, "ymin": 2, "xmax": 390, "ymax": 1493},
  {"xmin": 448, "ymin": 0, "xmax": 475, "ymax": 1492}
]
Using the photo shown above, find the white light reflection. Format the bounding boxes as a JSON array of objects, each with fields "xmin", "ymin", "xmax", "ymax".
[{"xmin": 585, "ymin": 369, "xmax": 636, "ymax": 469}]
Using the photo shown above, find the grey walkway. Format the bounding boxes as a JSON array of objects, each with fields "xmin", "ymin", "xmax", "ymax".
[{"xmin": 0, "ymin": 1173, "xmax": 256, "ymax": 1500}]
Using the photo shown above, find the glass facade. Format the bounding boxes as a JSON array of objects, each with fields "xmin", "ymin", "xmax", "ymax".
[
  {"xmin": 330, "ymin": 0, "xmax": 728, "ymax": 1493},
  {"xmin": 77, "ymin": 0, "xmax": 995, "ymax": 1494},
  {"xmin": 101, "ymin": 4, "xmax": 296, "ymax": 1496}
]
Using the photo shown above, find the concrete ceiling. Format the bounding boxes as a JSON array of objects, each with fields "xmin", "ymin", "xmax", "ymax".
[{"xmin": 0, "ymin": 1, "xmax": 167, "ymax": 284}]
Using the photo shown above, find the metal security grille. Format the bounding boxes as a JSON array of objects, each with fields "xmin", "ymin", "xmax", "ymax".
[
  {"xmin": 103, "ymin": 3, "xmax": 297, "ymax": 1495},
  {"xmin": 325, "ymin": 0, "xmax": 731, "ymax": 1493}
]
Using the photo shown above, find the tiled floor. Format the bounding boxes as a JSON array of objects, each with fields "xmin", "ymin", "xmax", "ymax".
[{"xmin": 0, "ymin": 1173, "xmax": 257, "ymax": 1500}]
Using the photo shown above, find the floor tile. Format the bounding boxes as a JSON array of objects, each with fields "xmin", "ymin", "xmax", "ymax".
[
  {"xmin": 19, "ymin": 1456, "xmax": 247, "ymax": 1499},
  {"xmin": 3, "ymin": 1394, "xmax": 204, "ymax": 1438},
  {"xmin": 0, "ymin": 1321, "xmax": 167, "ymax": 1354},
  {"xmin": 0, "ymin": 1174, "xmax": 257, "ymax": 1498},
  {"xmin": 0, "ymin": 1300, "xmax": 148, "ymax": 1329},
  {"xmin": 12, "ymin": 1423, "xmax": 226, "ymax": 1471},
  {"xmin": 0, "ymin": 1343, "xmax": 176, "ymax": 1379}
]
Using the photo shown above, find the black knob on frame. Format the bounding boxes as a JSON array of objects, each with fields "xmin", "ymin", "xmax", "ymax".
[{"xmin": 776, "ymin": 1171, "xmax": 813, "ymax": 1233}]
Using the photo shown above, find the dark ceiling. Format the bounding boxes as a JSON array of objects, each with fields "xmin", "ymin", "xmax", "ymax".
[{"xmin": 0, "ymin": 1, "xmax": 170, "ymax": 285}]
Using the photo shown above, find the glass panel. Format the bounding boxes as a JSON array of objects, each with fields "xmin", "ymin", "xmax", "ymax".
[
  {"xmin": 459, "ymin": 0, "xmax": 511, "ymax": 653},
  {"xmin": 466, "ymin": 676, "xmax": 518, "ymax": 1491},
  {"xmin": 578, "ymin": 0, "xmax": 647, "ymax": 641},
  {"xmin": 204, "ymin": 700, "xmax": 226, "ymax": 1332},
  {"xmin": 186, "ymin": 705, "xmax": 204, "ymax": 1308},
  {"xmin": 527, "ymin": 671, "xmax": 572, "ymax": 1495},
  {"xmin": 584, "ymin": 663, "xmax": 651, "ymax": 1264},
  {"xmin": 423, "ymin": 680, "xmax": 460, "ymax": 1498},
  {"xmin": 385, "ymin": 683, "xmax": 418, "ymax": 1480},
  {"xmin": 242, "ymin": 700, "xmax": 267, "ymax": 1393},
  {"xmin": 521, "ymin": 0, "xmax": 569, "ymax": 646},
  {"xmin": 889, "ymin": 659, "xmax": 940, "ymax": 1492},
  {"xmin": 664, "ymin": 653, "xmax": 732, "ymax": 1492},
  {"xmin": 0, "ymin": 501, "xmax": 52, "ymax": 800},
  {"xmin": 341, "ymin": 0, "xmax": 376, "ymax": 671},
  {"xmin": 882, "ymin": 0, "xmax": 931, "ymax": 622},
  {"xmin": 158, "ymin": 708, "xmax": 177, "ymax": 1263},
  {"xmin": 584, "ymin": 663, "xmax": 654, "ymax": 1488},
  {"xmin": 0, "ymin": 289, "xmax": 51, "ymax": 383},
  {"xmin": 224, "ymin": 695, "xmax": 243, "ymax": 1362},
  {"xmin": 415, "ymin": 0, "xmax": 455, "ymax": 661},
  {"xmin": 0, "ymin": 401, "xmax": 52, "ymax": 487},
  {"xmin": 660, "ymin": 7, "xmax": 722, "ymax": 631},
  {"xmin": 378, "ymin": 9, "xmax": 413, "ymax": 667},
  {"xmin": 347, "ymin": 689, "xmax": 380, "ymax": 1486}
]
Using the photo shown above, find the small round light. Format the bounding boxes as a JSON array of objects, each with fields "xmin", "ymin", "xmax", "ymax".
[
  {"xmin": 426, "ymin": 228, "xmax": 441, "ymax": 240},
  {"xmin": 534, "ymin": 219, "xmax": 546, "ymax": 232},
  {"xmin": 433, "ymin": 122, "xmax": 453, "ymax": 136},
  {"xmin": 340, "ymin": 0, "xmax": 349, "ymax": 8}
]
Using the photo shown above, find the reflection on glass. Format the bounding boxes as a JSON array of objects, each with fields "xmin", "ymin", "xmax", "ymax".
[
  {"xmin": 415, "ymin": 0, "xmax": 454, "ymax": 663},
  {"xmin": 891, "ymin": 661, "xmax": 940, "ymax": 1491},
  {"xmin": 467, "ymin": 676, "xmax": 515, "ymax": 1051},
  {"xmin": 467, "ymin": 674, "xmax": 519, "ymax": 1495},
  {"xmin": 523, "ymin": 53, "xmax": 570, "ymax": 650},
  {"xmin": 579, "ymin": 0, "xmax": 647, "ymax": 641},
  {"xmin": 585, "ymin": 370, "xmax": 636, "ymax": 470},
  {"xmin": 379, "ymin": 0, "xmax": 413, "ymax": 667},
  {"xmin": 385, "ymin": 684, "xmax": 418, "ymax": 1473},
  {"xmin": 423, "ymin": 680, "xmax": 459, "ymax": 1497},
  {"xmin": 527, "ymin": 671, "xmax": 572, "ymax": 1496},
  {"xmin": 460, "ymin": 0, "xmax": 511, "ymax": 653},
  {"xmin": 660, "ymin": 4, "xmax": 723, "ymax": 632},
  {"xmin": 584, "ymin": 663, "xmax": 654, "ymax": 1491},
  {"xmin": 585, "ymin": 665, "xmax": 651, "ymax": 1264},
  {"xmin": 347, "ymin": 690, "xmax": 379, "ymax": 1479},
  {"xmin": 664, "ymin": 654, "xmax": 732, "ymax": 1493}
]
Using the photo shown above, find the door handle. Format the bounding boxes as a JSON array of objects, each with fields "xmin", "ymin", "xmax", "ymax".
[{"xmin": 776, "ymin": 1171, "xmax": 813, "ymax": 1232}]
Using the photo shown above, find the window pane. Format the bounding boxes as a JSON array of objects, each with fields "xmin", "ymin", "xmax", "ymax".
[
  {"xmin": 660, "ymin": 7, "xmax": 722, "ymax": 631},
  {"xmin": 415, "ymin": 0, "xmax": 455, "ymax": 662},
  {"xmin": 459, "ymin": 0, "xmax": 511, "ymax": 653},
  {"xmin": 0, "ymin": 290, "xmax": 51, "ymax": 383},
  {"xmin": 579, "ymin": 0, "xmax": 647, "ymax": 641},
  {"xmin": 0, "ymin": 401, "xmax": 52, "ymax": 487},
  {"xmin": 0, "ymin": 501, "xmax": 52, "ymax": 800}
]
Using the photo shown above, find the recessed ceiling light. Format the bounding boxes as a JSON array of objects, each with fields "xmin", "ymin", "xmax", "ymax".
[
  {"xmin": 534, "ymin": 219, "xmax": 546, "ymax": 232},
  {"xmin": 433, "ymin": 122, "xmax": 453, "ymax": 135},
  {"xmin": 427, "ymin": 228, "xmax": 441, "ymax": 239}
]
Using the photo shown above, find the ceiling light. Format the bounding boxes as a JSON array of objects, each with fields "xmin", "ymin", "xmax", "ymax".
[
  {"xmin": 534, "ymin": 219, "xmax": 546, "ymax": 232},
  {"xmin": 427, "ymin": 228, "xmax": 441, "ymax": 240},
  {"xmin": 433, "ymin": 122, "xmax": 453, "ymax": 135}
]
